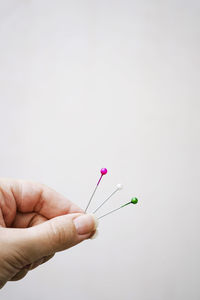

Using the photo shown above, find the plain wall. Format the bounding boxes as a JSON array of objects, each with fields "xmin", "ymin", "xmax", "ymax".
[{"xmin": 0, "ymin": 1, "xmax": 200, "ymax": 299}]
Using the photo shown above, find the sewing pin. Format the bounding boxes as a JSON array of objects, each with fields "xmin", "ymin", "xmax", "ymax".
[
  {"xmin": 98, "ymin": 197, "xmax": 138, "ymax": 219},
  {"xmin": 93, "ymin": 184, "xmax": 123, "ymax": 214},
  {"xmin": 85, "ymin": 168, "xmax": 108, "ymax": 212}
]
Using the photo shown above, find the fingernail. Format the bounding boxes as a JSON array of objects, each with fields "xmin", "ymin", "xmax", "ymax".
[
  {"xmin": 91, "ymin": 229, "xmax": 99, "ymax": 240},
  {"xmin": 89, "ymin": 214, "xmax": 99, "ymax": 229},
  {"xmin": 74, "ymin": 214, "xmax": 98, "ymax": 235}
]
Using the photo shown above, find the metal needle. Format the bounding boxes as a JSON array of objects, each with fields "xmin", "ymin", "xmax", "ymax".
[{"xmin": 93, "ymin": 184, "xmax": 123, "ymax": 214}]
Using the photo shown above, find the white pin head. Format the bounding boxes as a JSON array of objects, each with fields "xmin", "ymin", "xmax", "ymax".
[{"xmin": 116, "ymin": 184, "xmax": 123, "ymax": 190}]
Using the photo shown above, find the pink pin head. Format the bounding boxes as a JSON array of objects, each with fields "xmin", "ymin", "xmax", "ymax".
[{"xmin": 101, "ymin": 168, "xmax": 108, "ymax": 175}]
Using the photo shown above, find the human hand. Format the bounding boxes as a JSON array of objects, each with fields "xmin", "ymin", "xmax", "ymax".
[{"xmin": 0, "ymin": 179, "xmax": 97, "ymax": 288}]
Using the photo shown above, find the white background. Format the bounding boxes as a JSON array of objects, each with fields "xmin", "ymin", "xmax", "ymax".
[{"xmin": 0, "ymin": 1, "xmax": 200, "ymax": 299}]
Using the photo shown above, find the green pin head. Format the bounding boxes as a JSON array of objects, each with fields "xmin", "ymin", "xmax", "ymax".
[
  {"xmin": 121, "ymin": 197, "xmax": 138, "ymax": 207},
  {"xmin": 131, "ymin": 197, "xmax": 138, "ymax": 204}
]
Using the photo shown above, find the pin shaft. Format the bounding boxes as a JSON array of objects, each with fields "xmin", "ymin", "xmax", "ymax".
[
  {"xmin": 85, "ymin": 184, "xmax": 99, "ymax": 212},
  {"xmin": 98, "ymin": 206, "xmax": 122, "ymax": 219},
  {"xmin": 93, "ymin": 188, "xmax": 119, "ymax": 214}
]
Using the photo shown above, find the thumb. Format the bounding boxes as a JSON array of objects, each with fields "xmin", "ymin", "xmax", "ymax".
[{"xmin": 18, "ymin": 213, "xmax": 98, "ymax": 262}]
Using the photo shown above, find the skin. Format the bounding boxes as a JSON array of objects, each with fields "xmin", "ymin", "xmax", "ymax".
[{"xmin": 0, "ymin": 179, "xmax": 96, "ymax": 289}]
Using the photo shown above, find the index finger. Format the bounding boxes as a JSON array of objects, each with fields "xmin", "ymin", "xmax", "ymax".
[{"xmin": 9, "ymin": 179, "xmax": 83, "ymax": 219}]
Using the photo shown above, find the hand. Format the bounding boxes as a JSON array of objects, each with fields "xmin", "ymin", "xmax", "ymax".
[{"xmin": 0, "ymin": 179, "xmax": 97, "ymax": 288}]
